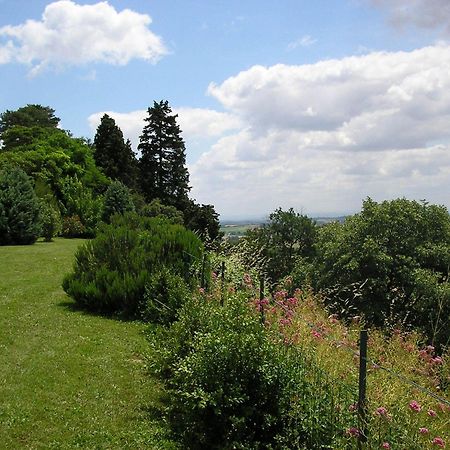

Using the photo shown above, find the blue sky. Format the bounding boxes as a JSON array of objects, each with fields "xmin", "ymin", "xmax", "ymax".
[{"xmin": 1, "ymin": 0, "xmax": 450, "ymax": 220}]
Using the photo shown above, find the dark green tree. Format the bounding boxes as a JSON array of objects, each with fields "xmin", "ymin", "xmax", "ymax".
[
  {"xmin": 102, "ymin": 181, "xmax": 135, "ymax": 222},
  {"xmin": 138, "ymin": 101, "xmax": 190, "ymax": 209},
  {"xmin": 0, "ymin": 167, "xmax": 41, "ymax": 245},
  {"xmin": 244, "ymin": 208, "xmax": 316, "ymax": 282},
  {"xmin": 184, "ymin": 200, "xmax": 222, "ymax": 244},
  {"xmin": 0, "ymin": 105, "xmax": 60, "ymax": 151},
  {"xmin": 93, "ymin": 114, "xmax": 139, "ymax": 188}
]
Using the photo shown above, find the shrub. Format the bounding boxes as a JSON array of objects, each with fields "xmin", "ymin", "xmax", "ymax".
[
  {"xmin": 0, "ymin": 166, "xmax": 41, "ymax": 245},
  {"xmin": 141, "ymin": 268, "xmax": 190, "ymax": 325},
  {"xmin": 150, "ymin": 290, "xmax": 355, "ymax": 449},
  {"xmin": 63, "ymin": 213, "xmax": 202, "ymax": 316},
  {"xmin": 102, "ymin": 180, "xmax": 135, "ymax": 222},
  {"xmin": 61, "ymin": 215, "xmax": 86, "ymax": 238},
  {"xmin": 139, "ymin": 198, "xmax": 184, "ymax": 225},
  {"xmin": 39, "ymin": 200, "xmax": 61, "ymax": 241}
]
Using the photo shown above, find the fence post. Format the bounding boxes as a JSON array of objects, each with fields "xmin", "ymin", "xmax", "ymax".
[
  {"xmin": 220, "ymin": 260, "xmax": 225, "ymax": 306},
  {"xmin": 358, "ymin": 329, "xmax": 368, "ymax": 448},
  {"xmin": 259, "ymin": 276, "xmax": 265, "ymax": 325}
]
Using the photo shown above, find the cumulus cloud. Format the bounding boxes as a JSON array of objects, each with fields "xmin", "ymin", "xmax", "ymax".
[
  {"xmin": 370, "ymin": 0, "xmax": 450, "ymax": 34},
  {"xmin": 0, "ymin": 0, "xmax": 167, "ymax": 75},
  {"xmin": 189, "ymin": 43, "xmax": 450, "ymax": 218}
]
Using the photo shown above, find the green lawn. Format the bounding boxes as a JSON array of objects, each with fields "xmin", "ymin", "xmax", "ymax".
[{"xmin": 0, "ymin": 238, "xmax": 173, "ymax": 449}]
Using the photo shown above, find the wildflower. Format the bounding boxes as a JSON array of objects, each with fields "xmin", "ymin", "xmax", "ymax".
[
  {"xmin": 431, "ymin": 356, "xmax": 443, "ymax": 365},
  {"xmin": 287, "ymin": 297, "xmax": 298, "ymax": 307},
  {"xmin": 428, "ymin": 409, "xmax": 437, "ymax": 417},
  {"xmin": 348, "ymin": 403, "xmax": 358, "ymax": 412},
  {"xmin": 381, "ymin": 443, "xmax": 390, "ymax": 449},
  {"xmin": 409, "ymin": 400, "xmax": 422, "ymax": 412},
  {"xmin": 375, "ymin": 406, "xmax": 388, "ymax": 417},
  {"xmin": 328, "ymin": 314, "xmax": 338, "ymax": 324},
  {"xmin": 345, "ymin": 427, "xmax": 360, "ymax": 438},
  {"xmin": 279, "ymin": 317, "xmax": 291, "ymax": 326},
  {"xmin": 432, "ymin": 437, "xmax": 445, "ymax": 448},
  {"xmin": 198, "ymin": 287, "xmax": 205, "ymax": 295},
  {"xmin": 426, "ymin": 345, "xmax": 435, "ymax": 353},
  {"xmin": 311, "ymin": 330, "xmax": 322, "ymax": 339},
  {"xmin": 243, "ymin": 273, "xmax": 252, "ymax": 286},
  {"xmin": 419, "ymin": 428, "xmax": 429, "ymax": 434}
]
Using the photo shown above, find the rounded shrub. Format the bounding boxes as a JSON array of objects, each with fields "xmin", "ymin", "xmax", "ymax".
[
  {"xmin": 63, "ymin": 213, "xmax": 202, "ymax": 316},
  {"xmin": 39, "ymin": 200, "xmax": 61, "ymax": 241}
]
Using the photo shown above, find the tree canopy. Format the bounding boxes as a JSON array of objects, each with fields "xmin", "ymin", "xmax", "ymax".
[{"xmin": 138, "ymin": 101, "xmax": 190, "ymax": 209}]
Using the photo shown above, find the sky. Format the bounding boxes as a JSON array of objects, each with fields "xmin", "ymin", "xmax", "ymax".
[{"xmin": 1, "ymin": 0, "xmax": 450, "ymax": 220}]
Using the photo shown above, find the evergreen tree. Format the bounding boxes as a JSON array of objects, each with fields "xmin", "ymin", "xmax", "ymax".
[
  {"xmin": 102, "ymin": 181, "xmax": 135, "ymax": 222},
  {"xmin": 93, "ymin": 114, "xmax": 139, "ymax": 188},
  {"xmin": 138, "ymin": 101, "xmax": 190, "ymax": 209},
  {"xmin": 0, "ymin": 167, "xmax": 41, "ymax": 245}
]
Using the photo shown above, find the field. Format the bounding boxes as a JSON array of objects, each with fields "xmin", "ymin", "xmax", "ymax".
[{"xmin": 0, "ymin": 239, "xmax": 173, "ymax": 449}]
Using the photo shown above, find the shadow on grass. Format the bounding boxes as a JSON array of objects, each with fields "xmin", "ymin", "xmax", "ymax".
[{"xmin": 57, "ymin": 299, "xmax": 139, "ymax": 323}]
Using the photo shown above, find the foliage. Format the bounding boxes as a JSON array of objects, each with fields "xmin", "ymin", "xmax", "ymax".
[
  {"xmin": 102, "ymin": 180, "xmax": 135, "ymax": 222},
  {"xmin": 243, "ymin": 207, "xmax": 316, "ymax": 283},
  {"xmin": 312, "ymin": 198, "xmax": 450, "ymax": 349},
  {"xmin": 138, "ymin": 100, "xmax": 190, "ymax": 209},
  {"xmin": 61, "ymin": 215, "xmax": 86, "ymax": 238},
  {"xmin": 39, "ymin": 199, "xmax": 61, "ymax": 241},
  {"xmin": 141, "ymin": 267, "xmax": 190, "ymax": 325},
  {"xmin": 140, "ymin": 198, "xmax": 184, "ymax": 225},
  {"xmin": 0, "ymin": 166, "xmax": 41, "ymax": 245},
  {"xmin": 93, "ymin": 114, "xmax": 139, "ymax": 189},
  {"xmin": 184, "ymin": 200, "xmax": 222, "ymax": 245},
  {"xmin": 0, "ymin": 104, "xmax": 59, "ymax": 150},
  {"xmin": 63, "ymin": 213, "xmax": 202, "ymax": 316},
  {"xmin": 59, "ymin": 176, "xmax": 103, "ymax": 236}
]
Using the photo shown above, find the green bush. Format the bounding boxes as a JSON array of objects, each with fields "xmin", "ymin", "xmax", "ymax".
[
  {"xmin": 0, "ymin": 166, "xmax": 41, "ymax": 245},
  {"xmin": 63, "ymin": 213, "xmax": 202, "ymax": 316},
  {"xmin": 150, "ymin": 292, "xmax": 355, "ymax": 449},
  {"xmin": 39, "ymin": 200, "xmax": 61, "ymax": 241},
  {"xmin": 141, "ymin": 268, "xmax": 190, "ymax": 324},
  {"xmin": 102, "ymin": 180, "xmax": 135, "ymax": 222},
  {"xmin": 61, "ymin": 215, "xmax": 86, "ymax": 238}
]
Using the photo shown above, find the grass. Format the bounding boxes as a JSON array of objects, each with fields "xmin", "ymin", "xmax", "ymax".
[{"xmin": 0, "ymin": 238, "xmax": 174, "ymax": 449}]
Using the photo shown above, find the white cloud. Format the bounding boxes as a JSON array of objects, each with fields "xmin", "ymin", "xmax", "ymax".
[
  {"xmin": 370, "ymin": 0, "xmax": 450, "ymax": 34},
  {"xmin": 190, "ymin": 44, "xmax": 450, "ymax": 218},
  {"xmin": 287, "ymin": 35, "xmax": 317, "ymax": 51},
  {"xmin": 0, "ymin": 1, "xmax": 167, "ymax": 75}
]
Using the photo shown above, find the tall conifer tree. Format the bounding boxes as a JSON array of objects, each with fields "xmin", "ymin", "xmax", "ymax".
[
  {"xmin": 93, "ymin": 114, "xmax": 138, "ymax": 188},
  {"xmin": 138, "ymin": 100, "xmax": 190, "ymax": 209}
]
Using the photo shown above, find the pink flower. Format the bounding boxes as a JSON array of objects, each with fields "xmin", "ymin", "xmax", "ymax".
[
  {"xmin": 381, "ymin": 443, "xmax": 390, "ymax": 449},
  {"xmin": 428, "ymin": 409, "xmax": 437, "ymax": 417},
  {"xmin": 375, "ymin": 407, "xmax": 388, "ymax": 417},
  {"xmin": 346, "ymin": 427, "xmax": 360, "ymax": 438},
  {"xmin": 348, "ymin": 403, "xmax": 358, "ymax": 412},
  {"xmin": 409, "ymin": 400, "xmax": 422, "ymax": 412},
  {"xmin": 431, "ymin": 356, "xmax": 443, "ymax": 365},
  {"xmin": 311, "ymin": 330, "xmax": 322, "ymax": 339},
  {"xmin": 198, "ymin": 287, "xmax": 205, "ymax": 294},
  {"xmin": 432, "ymin": 437, "xmax": 445, "ymax": 448},
  {"xmin": 419, "ymin": 427, "xmax": 429, "ymax": 434}
]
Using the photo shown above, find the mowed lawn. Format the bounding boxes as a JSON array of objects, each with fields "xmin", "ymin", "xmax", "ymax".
[{"xmin": 0, "ymin": 238, "xmax": 173, "ymax": 449}]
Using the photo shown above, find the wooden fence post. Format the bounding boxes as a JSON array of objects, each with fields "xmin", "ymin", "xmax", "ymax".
[{"xmin": 358, "ymin": 329, "xmax": 368, "ymax": 448}]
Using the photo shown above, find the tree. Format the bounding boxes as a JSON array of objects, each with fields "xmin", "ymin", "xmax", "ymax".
[
  {"xmin": 0, "ymin": 105, "xmax": 60, "ymax": 151},
  {"xmin": 244, "ymin": 208, "xmax": 316, "ymax": 282},
  {"xmin": 93, "ymin": 114, "xmax": 139, "ymax": 188},
  {"xmin": 314, "ymin": 198, "xmax": 450, "ymax": 348},
  {"xmin": 0, "ymin": 167, "xmax": 41, "ymax": 245},
  {"xmin": 184, "ymin": 200, "xmax": 222, "ymax": 244},
  {"xmin": 102, "ymin": 181, "xmax": 135, "ymax": 222},
  {"xmin": 138, "ymin": 101, "xmax": 190, "ymax": 209}
]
